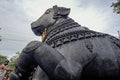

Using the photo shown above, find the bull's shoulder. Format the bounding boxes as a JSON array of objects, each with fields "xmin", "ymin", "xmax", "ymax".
[{"xmin": 23, "ymin": 41, "xmax": 42, "ymax": 53}]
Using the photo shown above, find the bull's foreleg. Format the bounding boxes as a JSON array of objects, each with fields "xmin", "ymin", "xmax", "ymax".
[{"xmin": 9, "ymin": 41, "xmax": 82, "ymax": 80}]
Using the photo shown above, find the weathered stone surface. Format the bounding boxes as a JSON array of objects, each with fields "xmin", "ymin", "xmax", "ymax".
[{"xmin": 10, "ymin": 5, "xmax": 120, "ymax": 80}]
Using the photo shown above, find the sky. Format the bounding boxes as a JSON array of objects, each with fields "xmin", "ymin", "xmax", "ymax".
[{"xmin": 0, "ymin": 0, "xmax": 120, "ymax": 58}]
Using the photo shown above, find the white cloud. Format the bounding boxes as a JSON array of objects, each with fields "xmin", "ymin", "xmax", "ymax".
[
  {"xmin": 70, "ymin": 6, "xmax": 107, "ymax": 32},
  {"xmin": 0, "ymin": 0, "xmax": 39, "ymax": 57},
  {"xmin": 17, "ymin": 0, "xmax": 77, "ymax": 19},
  {"xmin": 18, "ymin": 0, "xmax": 108, "ymax": 32}
]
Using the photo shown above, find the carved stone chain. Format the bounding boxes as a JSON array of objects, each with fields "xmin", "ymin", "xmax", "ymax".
[
  {"xmin": 45, "ymin": 30, "xmax": 107, "ymax": 48},
  {"xmin": 44, "ymin": 18, "xmax": 81, "ymax": 42}
]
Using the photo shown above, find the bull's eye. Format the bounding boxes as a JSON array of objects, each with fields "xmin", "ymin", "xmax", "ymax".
[{"xmin": 45, "ymin": 10, "xmax": 50, "ymax": 14}]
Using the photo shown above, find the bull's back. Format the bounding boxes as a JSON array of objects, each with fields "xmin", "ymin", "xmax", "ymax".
[{"xmin": 56, "ymin": 35, "xmax": 120, "ymax": 79}]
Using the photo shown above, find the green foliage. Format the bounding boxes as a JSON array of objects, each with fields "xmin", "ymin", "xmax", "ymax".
[
  {"xmin": 0, "ymin": 55, "xmax": 7, "ymax": 65},
  {"xmin": 111, "ymin": 0, "xmax": 120, "ymax": 14},
  {"xmin": 0, "ymin": 52, "xmax": 20, "ymax": 77},
  {"xmin": 7, "ymin": 51, "xmax": 20, "ymax": 76},
  {"xmin": 8, "ymin": 51, "xmax": 20, "ymax": 68}
]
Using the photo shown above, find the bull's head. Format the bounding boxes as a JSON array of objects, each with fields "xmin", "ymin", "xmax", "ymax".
[{"xmin": 31, "ymin": 5, "xmax": 70, "ymax": 37}]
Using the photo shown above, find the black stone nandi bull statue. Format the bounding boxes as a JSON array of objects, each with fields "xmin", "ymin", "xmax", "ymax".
[{"xmin": 10, "ymin": 5, "xmax": 120, "ymax": 80}]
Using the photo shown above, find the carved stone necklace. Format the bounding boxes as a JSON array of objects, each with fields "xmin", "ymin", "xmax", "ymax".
[{"xmin": 44, "ymin": 18, "xmax": 107, "ymax": 48}]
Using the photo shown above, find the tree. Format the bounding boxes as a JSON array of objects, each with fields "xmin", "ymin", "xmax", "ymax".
[
  {"xmin": 111, "ymin": 0, "xmax": 120, "ymax": 14},
  {"xmin": 0, "ymin": 55, "xmax": 7, "ymax": 65},
  {"xmin": 8, "ymin": 51, "xmax": 20, "ymax": 68},
  {"xmin": 7, "ymin": 51, "xmax": 20, "ymax": 76}
]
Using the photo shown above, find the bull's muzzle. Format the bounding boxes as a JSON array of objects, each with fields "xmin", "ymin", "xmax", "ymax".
[{"xmin": 31, "ymin": 23, "xmax": 45, "ymax": 36}]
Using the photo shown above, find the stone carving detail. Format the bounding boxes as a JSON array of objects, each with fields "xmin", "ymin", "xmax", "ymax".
[
  {"xmin": 9, "ymin": 5, "xmax": 120, "ymax": 80},
  {"xmin": 45, "ymin": 19, "xmax": 80, "ymax": 41},
  {"xmin": 46, "ymin": 30, "xmax": 107, "ymax": 48}
]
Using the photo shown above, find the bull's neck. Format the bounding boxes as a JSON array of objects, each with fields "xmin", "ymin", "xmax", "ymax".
[
  {"xmin": 47, "ymin": 17, "xmax": 74, "ymax": 32},
  {"xmin": 54, "ymin": 18, "xmax": 70, "ymax": 25},
  {"xmin": 43, "ymin": 18, "xmax": 81, "ymax": 42}
]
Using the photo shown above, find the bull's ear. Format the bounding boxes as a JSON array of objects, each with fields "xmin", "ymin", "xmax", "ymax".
[
  {"xmin": 53, "ymin": 5, "xmax": 70, "ymax": 19},
  {"xmin": 53, "ymin": 5, "xmax": 58, "ymax": 14},
  {"xmin": 59, "ymin": 8, "xmax": 70, "ymax": 17}
]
